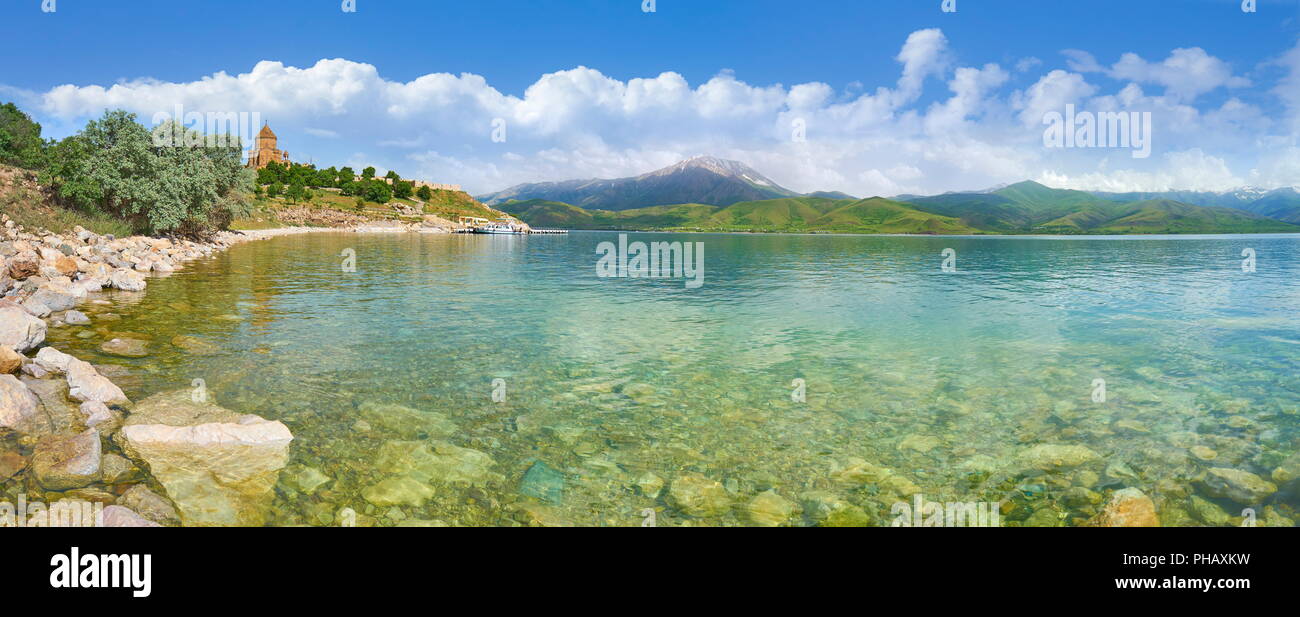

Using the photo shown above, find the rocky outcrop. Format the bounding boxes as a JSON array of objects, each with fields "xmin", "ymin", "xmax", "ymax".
[
  {"xmin": 66, "ymin": 358, "xmax": 128, "ymax": 405},
  {"xmin": 97, "ymin": 506, "xmax": 162, "ymax": 528},
  {"xmin": 0, "ymin": 346, "xmax": 22, "ymax": 374},
  {"xmin": 0, "ymin": 303, "xmax": 46, "ymax": 352},
  {"xmin": 0, "ymin": 374, "xmax": 41, "ymax": 434},
  {"xmin": 117, "ymin": 390, "xmax": 293, "ymax": 526}
]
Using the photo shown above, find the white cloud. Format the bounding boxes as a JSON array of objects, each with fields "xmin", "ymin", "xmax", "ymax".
[
  {"xmin": 11, "ymin": 30, "xmax": 1298, "ymax": 197},
  {"xmin": 1063, "ymin": 47, "xmax": 1249, "ymax": 103}
]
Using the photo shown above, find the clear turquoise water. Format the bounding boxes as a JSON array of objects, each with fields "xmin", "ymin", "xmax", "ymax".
[{"xmin": 46, "ymin": 232, "xmax": 1300, "ymax": 526}]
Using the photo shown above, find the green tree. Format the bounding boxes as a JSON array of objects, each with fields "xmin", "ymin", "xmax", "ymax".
[
  {"xmin": 264, "ymin": 160, "xmax": 287, "ymax": 184},
  {"xmin": 361, "ymin": 166, "xmax": 376, "ymax": 180},
  {"xmin": 0, "ymin": 102, "xmax": 44, "ymax": 169},
  {"xmin": 267, "ymin": 181, "xmax": 282, "ymax": 198},
  {"xmin": 354, "ymin": 196, "xmax": 366, "ymax": 211},
  {"xmin": 41, "ymin": 110, "xmax": 252, "ymax": 235},
  {"xmin": 393, "ymin": 180, "xmax": 413, "ymax": 200},
  {"xmin": 416, "ymin": 185, "xmax": 432, "ymax": 201},
  {"xmin": 364, "ymin": 179, "xmax": 392, "ymax": 204},
  {"xmin": 338, "ymin": 166, "xmax": 355, "ymax": 187},
  {"xmin": 385, "ymin": 170, "xmax": 400, "ymax": 181},
  {"xmin": 256, "ymin": 166, "xmax": 278, "ymax": 185},
  {"xmin": 286, "ymin": 178, "xmax": 306, "ymax": 204}
]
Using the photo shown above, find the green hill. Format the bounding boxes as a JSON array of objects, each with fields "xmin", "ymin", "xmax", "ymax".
[
  {"xmin": 501, "ymin": 181, "xmax": 1300, "ymax": 236},
  {"xmin": 904, "ymin": 181, "xmax": 1300, "ymax": 234},
  {"xmin": 1083, "ymin": 199, "xmax": 1299, "ymax": 234},
  {"xmin": 503, "ymin": 195, "xmax": 980, "ymax": 234}
]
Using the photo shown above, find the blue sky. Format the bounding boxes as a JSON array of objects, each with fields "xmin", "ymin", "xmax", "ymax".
[{"xmin": 3, "ymin": 0, "xmax": 1299, "ymax": 196}]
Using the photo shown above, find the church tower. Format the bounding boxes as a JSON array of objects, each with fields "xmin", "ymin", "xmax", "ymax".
[{"xmin": 246, "ymin": 123, "xmax": 290, "ymax": 169}]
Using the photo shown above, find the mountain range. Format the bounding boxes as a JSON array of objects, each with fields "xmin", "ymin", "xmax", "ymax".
[
  {"xmin": 478, "ymin": 156, "xmax": 801, "ymax": 211},
  {"xmin": 483, "ymin": 157, "xmax": 1300, "ymax": 235}
]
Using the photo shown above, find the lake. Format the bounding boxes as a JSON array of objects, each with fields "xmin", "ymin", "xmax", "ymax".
[{"xmin": 44, "ymin": 231, "xmax": 1300, "ymax": 526}]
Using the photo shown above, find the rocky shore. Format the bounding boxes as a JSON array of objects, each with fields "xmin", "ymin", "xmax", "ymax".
[{"xmin": 0, "ymin": 213, "xmax": 310, "ymax": 526}]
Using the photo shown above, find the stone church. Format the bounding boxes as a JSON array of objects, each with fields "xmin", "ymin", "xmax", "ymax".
[{"xmin": 245, "ymin": 123, "xmax": 290, "ymax": 169}]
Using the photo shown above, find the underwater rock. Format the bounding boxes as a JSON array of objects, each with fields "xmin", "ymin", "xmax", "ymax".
[
  {"xmin": 0, "ymin": 374, "xmax": 41, "ymax": 434},
  {"xmin": 1271, "ymin": 453, "xmax": 1300, "ymax": 486},
  {"xmin": 635, "ymin": 472, "xmax": 664, "ymax": 498},
  {"xmin": 1015, "ymin": 444, "xmax": 1101, "ymax": 471},
  {"xmin": 0, "ymin": 449, "xmax": 27, "ymax": 481},
  {"xmin": 117, "ymin": 485, "xmax": 181, "ymax": 526},
  {"xmin": 1189, "ymin": 445, "xmax": 1218, "ymax": 461},
  {"xmin": 63, "ymin": 310, "xmax": 90, "ymax": 325},
  {"xmin": 97, "ymin": 505, "xmax": 162, "ymax": 527},
  {"xmin": 170, "ymin": 335, "xmax": 220, "ymax": 355},
  {"xmin": 802, "ymin": 491, "xmax": 875, "ymax": 527},
  {"xmin": 282, "ymin": 465, "xmax": 332, "ymax": 496},
  {"xmin": 1089, "ymin": 488, "xmax": 1160, "ymax": 527},
  {"xmin": 31, "ymin": 428, "xmax": 101, "ymax": 490},
  {"xmin": 898, "ymin": 434, "xmax": 942, "ymax": 454},
  {"xmin": 117, "ymin": 390, "xmax": 293, "ymax": 526},
  {"xmin": 100, "ymin": 338, "xmax": 149, "ymax": 358},
  {"xmin": 362, "ymin": 476, "xmax": 435, "ymax": 507},
  {"xmin": 520, "ymin": 461, "xmax": 565, "ymax": 503},
  {"xmin": 1200, "ymin": 468, "xmax": 1277, "ymax": 506},
  {"xmin": 374, "ymin": 440, "xmax": 499, "ymax": 486},
  {"xmin": 743, "ymin": 490, "xmax": 796, "ymax": 527},
  {"xmin": 668, "ymin": 473, "xmax": 731, "ymax": 518},
  {"xmin": 1186, "ymin": 495, "xmax": 1232, "ymax": 526},
  {"xmin": 515, "ymin": 503, "xmax": 572, "ymax": 527},
  {"xmin": 356, "ymin": 401, "xmax": 457, "ymax": 439},
  {"xmin": 99, "ymin": 453, "xmax": 138, "ymax": 484}
]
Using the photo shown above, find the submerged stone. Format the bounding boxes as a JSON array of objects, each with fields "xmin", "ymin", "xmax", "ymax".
[
  {"xmin": 668, "ymin": 473, "xmax": 731, "ymax": 518},
  {"xmin": 1089, "ymin": 488, "xmax": 1160, "ymax": 527},
  {"xmin": 743, "ymin": 490, "xmax": 796, "ymax": 527},
  {"xmin": 374, "ymin": 440, "xmax": 499, "ymax": 486},
  {"xmin": 100, "ymin": 338, "xmax": 148, "ymax": 358},
  {"xmin": 1015, "ymin": 444, "xmax": 1101, "ymax": 471},
  {"xmin": 362, "ymin": 476, "xmax": 434, "ymax": 507},
  {"xmin": 520, "ymin": 461, "xmax": 565, "ymax": 503},
  {"xmin": 1200, "ymin": 468, "xmax": 1277, "ymax": 506},
  {"xmin": 117, "ymin": 389, "xmax": 293, "ymax": 526}
]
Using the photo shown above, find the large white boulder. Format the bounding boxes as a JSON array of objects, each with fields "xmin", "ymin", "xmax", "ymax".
[
  {"xmin": 117, "ymin": 390, "xmax": 293, "ymax": 526},
  {"xmin": 65, "ymin": 358, "xmax": 128, "ymax": 405},
  {"xmin": 0, "ymin": 303, "xmax": 46, "ymax": 352},
  {"xmin": 0, "ymin": 374, "xmax": 41, "ymax": 434}
]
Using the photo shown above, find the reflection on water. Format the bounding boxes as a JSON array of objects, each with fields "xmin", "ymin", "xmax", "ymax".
[{"xmin": 45, "ymin": 232, "xmax": 1300, "ymax": 526}]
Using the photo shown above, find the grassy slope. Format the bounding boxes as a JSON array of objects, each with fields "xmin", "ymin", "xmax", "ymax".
[
  {"xmin": 1085, "ymin": 199, "xmax": 1300, "ymax": 234},
  {"xmin": 503, "ymin": 196, "xmax": 980, "ymax": 234},
  {"xmin": 0, "ymin": 165, "xmax": 132, "ymax": 236},
  {"xmin": 905, "ymin": 181, "xmax": 1300, "ymax": 234}
]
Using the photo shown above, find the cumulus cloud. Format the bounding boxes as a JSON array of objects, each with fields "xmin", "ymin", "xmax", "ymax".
[
  {"xmin": 1062, "ymin": 47, "xmax": 1250, "ymax": 103},
  {"xmin": 11, "ymin": 30, "xmax": 1298, "ymax": 196}
]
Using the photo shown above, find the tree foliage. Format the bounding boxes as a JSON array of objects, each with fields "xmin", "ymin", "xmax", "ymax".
[
  {"xmin": 0, "ymin": 102, "xmax": 44, "ymax": 169},
  {"xmin": 40, "ymin": 110, "xmax": 253, "ymax": 236}
]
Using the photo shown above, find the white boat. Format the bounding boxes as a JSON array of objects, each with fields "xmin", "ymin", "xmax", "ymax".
[{"xmin": 472, "ymin": 223, "xmax": 524, "ymax": 234}]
